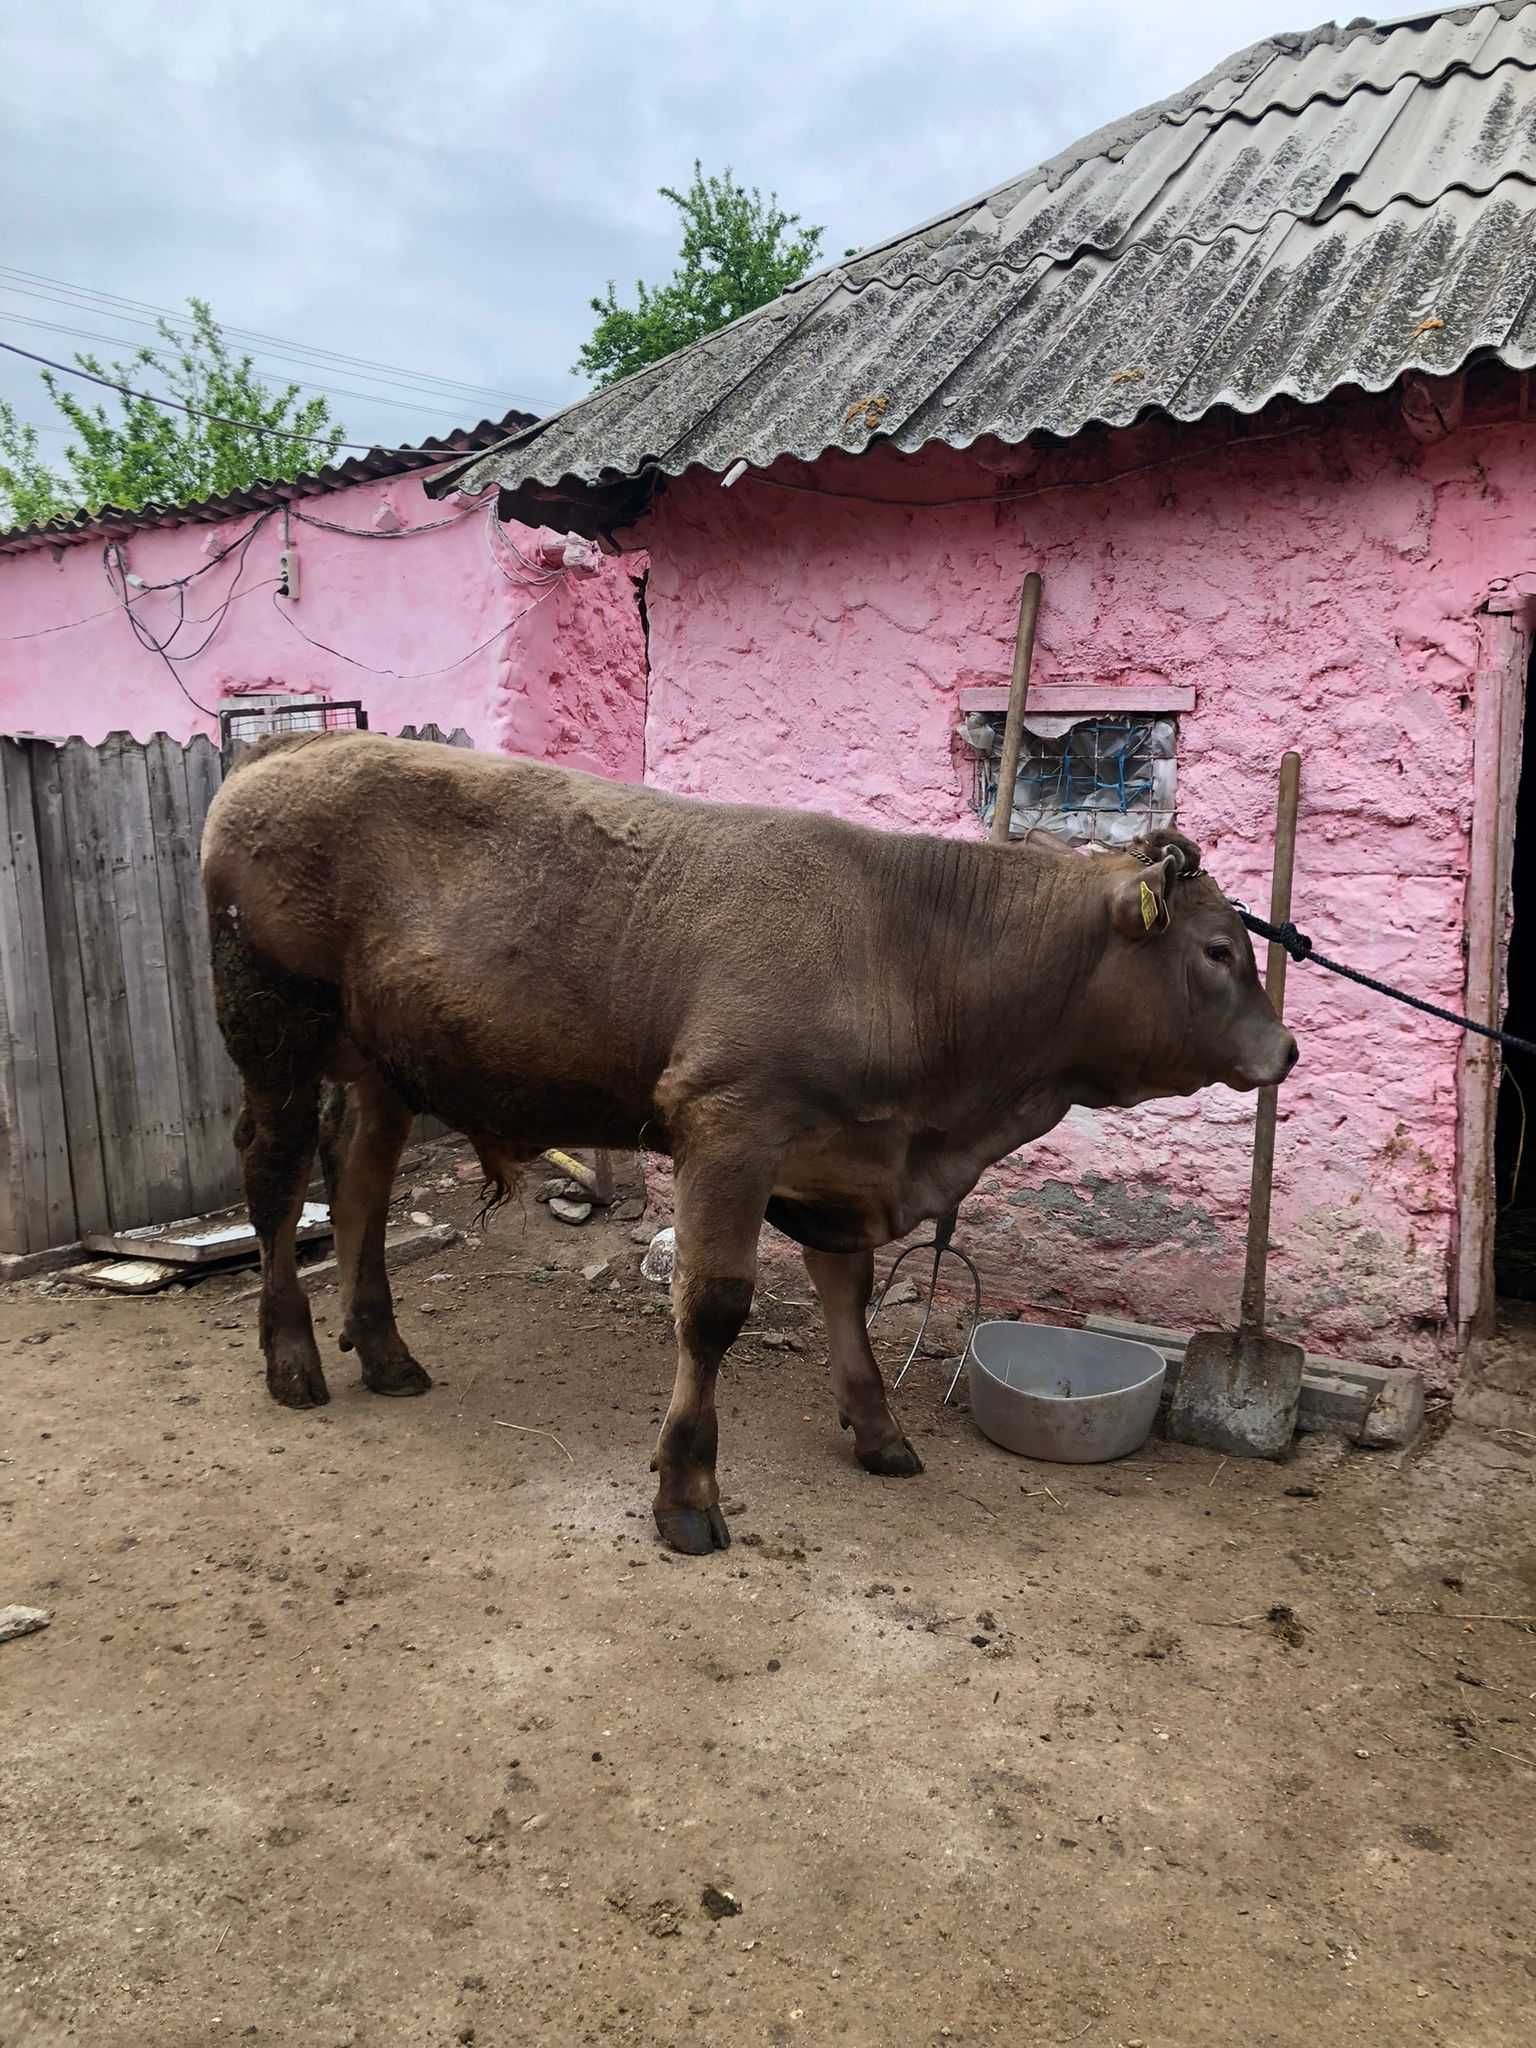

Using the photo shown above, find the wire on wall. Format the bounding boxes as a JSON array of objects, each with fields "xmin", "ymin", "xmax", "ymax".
[
  {"xmin": 103, "ymin": 509, "xmax": 278, "ymax": 716},
  {"xmin": 265, "ymin": 577, "xmax": 565, "ymax": 682}
]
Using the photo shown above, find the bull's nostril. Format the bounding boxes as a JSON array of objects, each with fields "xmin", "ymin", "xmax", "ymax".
[{"xmin": 1283, "ymin": 1037, "xmax": 1299, "ymax": 1074}]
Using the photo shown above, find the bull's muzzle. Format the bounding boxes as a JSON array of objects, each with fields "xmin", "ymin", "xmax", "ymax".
[{"xmin": 1236, "ymin": 1031, "xmax": 1299, "ymax": 1089}]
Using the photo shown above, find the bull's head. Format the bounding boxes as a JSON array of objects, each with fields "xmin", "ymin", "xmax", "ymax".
[{"xmin": 1092, "ymin": 828, "xmax": 1298, "ymax": 1101}]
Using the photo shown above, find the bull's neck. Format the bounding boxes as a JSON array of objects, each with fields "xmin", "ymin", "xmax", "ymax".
[{"xmin": 878, "ymin": 836, "xmax": 1103, "ymax": 1106}]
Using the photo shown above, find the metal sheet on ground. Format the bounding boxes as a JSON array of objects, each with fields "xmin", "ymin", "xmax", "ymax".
[{"xmin": 83, "ymin": 1201, "xmax": 332, "ymax": 1265}]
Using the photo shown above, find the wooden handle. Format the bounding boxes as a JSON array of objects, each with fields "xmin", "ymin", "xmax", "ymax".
[
  {"xmin": 990, "ymin": 572, "xmax": 1043, "ymax": 845},
  {"xmin": 1240, "ymin": 751, "xmax": 1302, "ymax": 1334}
]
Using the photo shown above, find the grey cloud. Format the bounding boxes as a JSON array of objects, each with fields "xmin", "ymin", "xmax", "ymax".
[{"xmin": 2, "ymin": 1, "xmax": 1318, "ymax": 458}]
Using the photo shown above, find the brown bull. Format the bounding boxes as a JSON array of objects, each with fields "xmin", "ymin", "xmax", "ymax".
[{"xmin": 201, "ymin": 733, "xmax": 1296, "ymax": 1554}]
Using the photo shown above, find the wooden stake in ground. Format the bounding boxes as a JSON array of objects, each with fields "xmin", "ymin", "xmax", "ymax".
[
  {"xmin": 920, "ymin": 569, "xmax": 1044, "ymax": 1315},
  {"xmin": 990, "ymin": 572, "xmax": 1043, "ymax": 846}
]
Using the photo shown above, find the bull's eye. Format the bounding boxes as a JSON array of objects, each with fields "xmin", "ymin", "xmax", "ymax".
[{"xmin": 1205, "ymin": 942, "xmax": 1234, "ymax": 967}]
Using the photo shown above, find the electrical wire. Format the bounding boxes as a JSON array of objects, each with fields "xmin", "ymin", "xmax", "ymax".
[
  {"xmin": 0, "ymin": 492, "xmax": 508, "ymax": 639},
  {"xmin": 107, "ymin": 579, "xmax": 216, "ymax": 716},
  {"xmin": 116, "ymin": 507, "xmax": 279, "ymax": 593},
  {"xmin": 0, "ymin": 598, "xmax": 127, "ymax": 639},
  {"xmin": 482, "ymin": 499, "xmax": 565, "ymax": 591},
  {"xmin": 12, "ymin": 475, "xmax": 569, "ymax": 707},
  {"xmin": 0, "ymin": 339, "xmax": 501, "ymax": 461},
  {"xmin": 741, "ymin": 419, "xmax": 1330, "ymax": 511},
  {"xmin": 1502, "ymin": 1066, "xmax": 1528, "ymax": 1211},
  {"xmin": 265, "ymin": 579, "xmax": 564, "ymax": 681},
  {"xmin": 0, "ymin": 308, "xmax": 507, "ymax": 420},
  {"xmin": 1, "ymin": 512, "xmax": 275, "ymax": 638},
  {"xmin": 290, "ymin": 501, "xmax": 481, "ymax": 539},
  {"xmin": 0, "ymin": 266, "xmax": 535, "ymax": 408},
  {"xmin": 103, "ymin": 512, "xmax": 276, "ymax": 715}
]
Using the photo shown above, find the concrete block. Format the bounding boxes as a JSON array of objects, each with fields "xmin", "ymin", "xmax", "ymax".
[
  {"xmin": 0, "ymin": 1242, "xmax": 85, "ymax": 1282},
  {"xmin": 1084, "ymin": 1313, "xmax": 1426, "ymax": 1447}
]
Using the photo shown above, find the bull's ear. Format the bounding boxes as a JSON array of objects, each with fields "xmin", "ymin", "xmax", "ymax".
[{"xmin": 1110, "ymin": 855, "xmax": 1174, "ymax": 940}]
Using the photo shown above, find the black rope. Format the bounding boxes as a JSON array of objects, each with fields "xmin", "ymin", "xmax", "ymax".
[{"xmin": 1238, "ymin": 910, "xmax": 1536, "ymax": 1060}]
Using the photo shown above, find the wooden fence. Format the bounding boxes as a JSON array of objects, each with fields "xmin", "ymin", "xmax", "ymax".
[{"xmin": 0, "ymin": 724, "xmax": 471, "ymax": 1258}]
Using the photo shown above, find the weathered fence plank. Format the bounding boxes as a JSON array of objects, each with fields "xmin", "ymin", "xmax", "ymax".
[
  {"xmin": 182, "ymin": 735, "xmax": 244, "ymax": 1196},
  {"xmin": 101, "ymin": 733, "xmax": 191, "ymax": 1222},
  {"xmin": 57, "ymin": 737, "xmax": 151, "ymax": 1231},
  {"xmin": 183, "ymin": 741, "xmax": 243, "ymax": 1196},
  {"xmin": 30, "ymin": 741, "xmax": 110, "ymax": 1238},
  {"xmin": 0, "ymin": 743, "xmax": 46, "ymax": 1252},
  {"xmin": 0, "ymin": 740, "xmax": 74, "ymax": 1251},
  {"xmin": 147, "ymin": 735, "xmax": 241, "ymax": 1212},
  {"xmin": 1, "ymin": 722, "xmax": 476, "ymax": 1255},
  {"xmin": 0, "ymin": 955, "xmax": 19, "ymax": 1254}
]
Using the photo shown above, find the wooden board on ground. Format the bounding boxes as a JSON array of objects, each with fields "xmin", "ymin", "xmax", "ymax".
[
  {"xmin": 229, "ymin": 1221, "xmax": 460, "ymax": 1303},
  {"xmin": 74, "ymin": 1258, "xmax": 185, "ymax": 1294},
  {"xmin": 83, "ymin": 1201, "xmax": 332, "ymax": 1266}
]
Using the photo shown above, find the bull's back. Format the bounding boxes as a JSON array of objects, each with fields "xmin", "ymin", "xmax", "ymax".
[
  {"xmin": 206, "ymin": 735, "xmax": 631, "ymax": 969},
  {"xmin": 202, "ymin": 733, "xmax": 872, "ymax": 1094}
]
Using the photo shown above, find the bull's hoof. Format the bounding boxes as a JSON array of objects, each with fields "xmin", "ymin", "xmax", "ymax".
[
  {"xmin": 366, "ymin": 1362, "xmax": 433, "ymax": 1398},
  {"xmin": 348, "ymin": 1323, "xmax": 433, "ymax": 1396},
  {"xmin": 359, "ymin": 1351, "xmax": 433, "ymax": 1398},
  {"xmin": 654, "ymin": 1503, "xmax": 731, "ymax": 1555},
  {"xmin": 267, "ymin": 1353, "xmax": 331, "ymax": 1409},
  {"xmin": 858, "ymin": 1436, "xmax": 924, "ymax": 1478}
]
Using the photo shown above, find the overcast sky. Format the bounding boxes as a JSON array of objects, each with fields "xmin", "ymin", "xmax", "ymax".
[{"xmin": 3, "ymin": 1, "xmax": 1334, "ymax": 460}]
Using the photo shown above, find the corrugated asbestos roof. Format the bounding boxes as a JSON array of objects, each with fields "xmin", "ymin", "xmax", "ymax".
[
  {"xmin": 440, "ymin": 3, "xmax": 1536, "ymax": 519},
  {"xmin": 0, "ymin": 410, "xmax": 535, "ymax": 557}
]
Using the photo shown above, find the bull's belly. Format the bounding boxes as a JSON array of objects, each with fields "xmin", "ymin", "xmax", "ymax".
[{"xmin": 765, "ymin": 1130, "xmax": 966, "ymax": 1254}]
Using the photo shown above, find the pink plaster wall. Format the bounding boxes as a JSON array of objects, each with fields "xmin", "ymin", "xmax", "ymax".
[
  {"xmin": 639, "ymin": 402, "xmax": 1536, "ymax": 1376},
  {"xmin": 0, "ymin": 471, "xmax": 648, "ymax": 776}
]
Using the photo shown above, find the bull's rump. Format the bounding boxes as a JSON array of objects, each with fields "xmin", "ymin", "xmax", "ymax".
[{"xmin": 201, "ymin": 732, "xmax": 879, "ymax": 1154}]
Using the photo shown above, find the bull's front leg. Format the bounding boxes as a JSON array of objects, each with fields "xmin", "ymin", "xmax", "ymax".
[
  {"xmin": 652, "ymin": 1131, "xmax": 775, "ymax": 1556},
  {"xmin": 803, "ymin": 1248, "xmax": 923, "ymax": 1477}
]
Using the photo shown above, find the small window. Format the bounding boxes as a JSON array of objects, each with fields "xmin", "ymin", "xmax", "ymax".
[
  {"xmin": 219, "ymin": 695, "xmax": 367, "ymax": 766},
  {"xmin": 974, "ymin": 712, "xmax": 1176, "ymax": 848}
]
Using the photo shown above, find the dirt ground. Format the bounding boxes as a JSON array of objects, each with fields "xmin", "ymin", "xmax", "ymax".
[{"xmin": 4, "ymin": 1145, "xmax": 1535, "ymax": 2048}]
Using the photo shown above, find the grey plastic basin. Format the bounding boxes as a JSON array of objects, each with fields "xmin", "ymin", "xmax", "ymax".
[{"xmin": 967, "ymin": 1320, "xmax": 1166, "ymax": 1464}]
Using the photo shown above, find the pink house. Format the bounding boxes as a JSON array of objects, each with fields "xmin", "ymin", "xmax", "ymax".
[
  {"xmin": 0, "ymin": 414, "xmax": 648, "ymax": 776},
  {"xmin": 437, "ymin": 5, "xmax": 1536, "ymax": 1384}
]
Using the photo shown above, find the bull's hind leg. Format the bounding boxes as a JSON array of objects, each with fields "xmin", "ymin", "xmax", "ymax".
[
  {"xmin": 324, "ymin": 1071, "xmax": 430, "ymax": 1397},
  {"xmin": 236, "ymin": 1081, "xmax": 329, "ymax": 1407},
  {"xmin": 212, "ymin": 914, "xmax": 335, "ymax": 1409},
  {"xmin": 652, "ymin": 1130, "xmax": 776, "ymax": 1555},
  {"xmin": 803, "ymin": 1248, "xmax": 923, "ymax": 1477}
]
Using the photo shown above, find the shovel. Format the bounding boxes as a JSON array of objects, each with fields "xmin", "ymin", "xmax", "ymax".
[{"xmin": 1167, "ymin": 751, "xmax": 1303, "ymax": 1458}]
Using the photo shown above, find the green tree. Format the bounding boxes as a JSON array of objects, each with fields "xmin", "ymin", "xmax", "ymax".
[
  {"xmin": 575, "ymin": 163, "xmax": 825, "ymax": 388},
  {"xmin": 0, "ymin": 404, "xmax": 67, "ymax": 528},
  {"xmin": 0, "ymin": 298, "xmax": 346, "ymax": 528}
]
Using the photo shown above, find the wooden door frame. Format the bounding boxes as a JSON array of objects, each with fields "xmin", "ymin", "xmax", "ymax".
[{"xmin": 1453, "ymin": 600, "xmax": 1532, "ymax": 1350}]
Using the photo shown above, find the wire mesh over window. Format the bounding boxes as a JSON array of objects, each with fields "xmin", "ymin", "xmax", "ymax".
[
  {"xmin": 974, "ymin": 713, "xmax": 1177, "ymax": 848},
  {"xmin": 219, "ymin": 697, "xmax": 367, "ymax": 766}
]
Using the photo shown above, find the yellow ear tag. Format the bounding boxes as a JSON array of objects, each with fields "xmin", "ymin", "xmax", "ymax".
[{"xmin": 1139, "ymin": 877, "xmax": 1158, "ymax": 931}]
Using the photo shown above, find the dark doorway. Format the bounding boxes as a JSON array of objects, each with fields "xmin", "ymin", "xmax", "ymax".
[{"xmin": 1494, "ymin": 640, "xmax": 1536, "ymax": 1299}]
